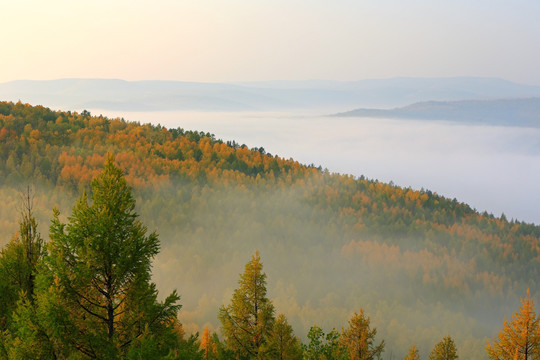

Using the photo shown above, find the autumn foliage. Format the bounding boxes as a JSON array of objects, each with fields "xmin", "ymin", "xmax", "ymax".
[
  {"xmin": 487, "ymin": 290, "xmax": 540, "ymax": 360},
  {"xmin": 1, "ymin": 101, "xmax": 540, "ymax": 358}
]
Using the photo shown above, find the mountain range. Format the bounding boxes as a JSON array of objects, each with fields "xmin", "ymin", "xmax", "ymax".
[{"xmin": 2, "ymin": 77, "xmax": 540, "ymax": 112}]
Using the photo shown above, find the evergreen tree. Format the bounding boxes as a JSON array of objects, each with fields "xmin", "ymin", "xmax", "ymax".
[
  {"xmin": 0, "ymin": 187, "xmax": 47, "ymax": 359},
  {"xmin": 13, "ymin": 156, "xmax": 182, "ymax": 359},
  {"xmin": 486, "ymin": 290, "xmax": 540, "ymax": 359},
  {"xmin": 0, "ymin": 187, "xmax": 43, "ymax": 307},
  {"xmin": 429, "ymin": 336, "xmax": 458, "ymax": 360},
  {"xmin": 340, "ymin": 309, "xmax": 384, "ymax": 360},
  {"xmin": 404, "ymin": 345, "xmax": 420, "ymax": 360},
  {"xmin": 265, "ymin": 314, "xmax": 302, "ymax": 360},
  {"xmin": 211, "ymin": 332, "xmax": 236, "ymax": 360},
  {"xmin": 218, "ymin": 251, "xmax": 275, "ymax": 359}
]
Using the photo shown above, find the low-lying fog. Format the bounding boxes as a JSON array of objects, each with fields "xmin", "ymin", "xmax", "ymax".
[{"xmin": 91, "ymin": 109, "xmax": 540, "ymax": 225}]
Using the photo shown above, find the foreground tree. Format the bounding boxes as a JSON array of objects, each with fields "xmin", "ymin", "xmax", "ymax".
[
  {"xmin": 486, "ymin": 290, "xmax": 540, "ymax": 359},
  {"xmin": 404, "ymin": 345, "xmax": 420, "ymax": 360},
  {"xmin": 429, "ymin": 336, "xmax": 458, "ymax": 360},
  {"xmin": 340, "ymin": 309, "xmax": 384, "ymax": 360},
  {"xmin": 0, "ymin": 188, "xmax": 45, "ymax": 357},
  {"xmin": 0, "ymin": 188, "xmax": 44, "ymax": 306},
  {"xmin": 219, "ymin": 251, "xmax": 275, "ymax": 359},
  {"xmin": 265, "ymin": 314, "xmax": 302, "ymax": 360},
  {"xmin": 11, "ymin": 156, "xmax": 182, "ymax": 359},
  {"xmin": 302, "ymin": 325, "xmax": 347, "ymax": 360}
]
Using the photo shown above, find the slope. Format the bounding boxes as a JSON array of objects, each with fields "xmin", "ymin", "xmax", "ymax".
[{"xmin": 0, "ymin": 101, "xmax": 539, "ymax": 359}]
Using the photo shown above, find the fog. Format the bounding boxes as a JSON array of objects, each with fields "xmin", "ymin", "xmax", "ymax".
[
  {"xmin": 2, "ymin": 107, "xmax": 536, "ymax": 358},
  {"xmin": 91, "ymin": 109, "xmax": 540, "ymax": 224}
]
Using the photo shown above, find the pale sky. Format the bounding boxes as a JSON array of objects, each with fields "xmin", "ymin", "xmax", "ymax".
[{"xmin": 2, "ymin": 0, "xmax": 539, "ymax": 84}]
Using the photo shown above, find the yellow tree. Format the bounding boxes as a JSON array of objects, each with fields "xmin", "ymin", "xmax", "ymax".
[
  {"xmin": 404, "ymin": 345, "xmax": 420, "ymax": 360},
  {"xmin": 340, "ymin": 309, "xmax": 384, "ymax": 360},
  {"xmin": 201, "ymin": 327, "xmax": 217, "ymax": 360},
  {"xmin": 487, "ymin": 290, "xmax": 540, "ymax": 360},
  {"xmin": 429, "ymin": 336, "xmax": 458, "ymax": 360}
]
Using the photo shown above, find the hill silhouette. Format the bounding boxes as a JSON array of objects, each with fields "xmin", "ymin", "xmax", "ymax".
[{"xmin": 334, "ymin": 97, "xmax": 540, "ymax": 127}]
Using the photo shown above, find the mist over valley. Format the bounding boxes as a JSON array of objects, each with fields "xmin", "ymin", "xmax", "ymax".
[
  {"xmin": 0, "ymin": 101, "xmax": 539, "ymax": 359},
  {"xmin": 4, "ymin": 1, "xmax": 540, "ymax": 358},
  {"xmin": 87, "ymin": 109, "xmax": 540, "ymax": 225}
]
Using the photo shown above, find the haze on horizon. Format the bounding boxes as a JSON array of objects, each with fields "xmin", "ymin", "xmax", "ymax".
[{"xmin": 2, "ymin": 0, "xmax": 540, "ymax": 85}]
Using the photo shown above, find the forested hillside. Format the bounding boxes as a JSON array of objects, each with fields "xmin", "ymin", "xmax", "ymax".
[{"xmin": 1, "ymin": 101, "xmax": 539, "ymax": 358}]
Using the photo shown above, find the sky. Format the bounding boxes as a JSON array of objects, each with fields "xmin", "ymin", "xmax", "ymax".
[{"xmin": 2, "ymin": 0, "xmax": 540, "ymax": 84}]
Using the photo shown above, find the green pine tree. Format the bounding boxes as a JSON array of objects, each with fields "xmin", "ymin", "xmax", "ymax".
[
  {"xmin": 219, "ymin": 251, "xmax": 275, "ymax": 359},
  {"xmin": 264, "ymin": 313, "xmax": 302, "ymax": 360},
  {"xmin": 12, "ymin": 156, "xmax": 182, "ymax": 359},
  {"xmin": 0, "ymin": 188, "xmax": 46, "ymax": 359}
]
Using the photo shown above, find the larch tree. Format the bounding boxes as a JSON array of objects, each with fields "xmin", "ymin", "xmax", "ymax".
[
  {"xmin": 13, "ymin": 156, "xmax": 182, "ymax": 359},
  {"xmin": 429, "ymin": 336, "xmax": 458, "ymax": 360},
  {"xmin": 0, "ymin": 187, "xmax": 45, "ymax": 358},
  {"xmin": 0, "ymin": 187, "xmax": 44, "ymax": 303},
  {"xmin": 201, "ymin": 327, "xmax": 217, "ymax": 360},
  {"xmin": 404, "ymin": 345, "xmax": 420, "ymax": 360},
  {"xmin": 486, "ymin": 290, "xmax": 540, "ymax": 360},
  {"xmin": 264, "ymin": 313, "xmax": 302, "ymax": 360},
  {"xmin": 219, "ymin": 251, "xmax": 275, "ymax": 359},
  {"xmin": 340, "ymin": 309, "xmax": 385, "ymax": 360}
]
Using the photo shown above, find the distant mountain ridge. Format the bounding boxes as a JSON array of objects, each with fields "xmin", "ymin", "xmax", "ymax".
[
  {"xmin": 333, "ymin": 97, "xmax": 540, "ymax": 127},
  {"xmin": 1, "ymin": 77, "xmax": 540, "ymax": 112}
]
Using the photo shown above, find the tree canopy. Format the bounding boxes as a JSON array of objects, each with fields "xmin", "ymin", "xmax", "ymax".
[
  {"xmin": 219, "ymin": 251, "xmax": 275, "ymax": 359},
  {"xmin": 487, "ymin": 290, "xmax": 540, "ymax": 360},
  {"xmin": 429, "ymin": 336, "xmax": 458, "ymax": 360},
  {"xmin": 1, "ymin": 157, "xmax": 186, "ymax": 359},
  {"xmin": 340, "ymin": 309, "xmax": 384, "ymax": 360},
  {"xmin": 1, "ymin": 101, "xmax": 540, "ymax": 358}
]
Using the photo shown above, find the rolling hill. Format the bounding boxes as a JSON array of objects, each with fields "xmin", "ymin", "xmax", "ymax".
[
  {"xmin": 333, "ymin": 97, "xmax": 540, "ymax": 127},
  {"xmin": 0, "ymin": 101, "xmax": 539, "ymax": 358}
]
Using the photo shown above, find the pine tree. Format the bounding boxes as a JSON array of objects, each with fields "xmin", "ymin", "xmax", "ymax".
[
  {"xmin": 14, "ymin": 156, "xmax": 182, "ymax": 359},
  {"xmin": 404, "ymin": 345, "xmax": 420, "ymax": 360},
  {"xmin": 429, "ymin": 336, "xmax": 458, "ymax": 360},
  {"xmin": 265, "ymin": 314, "xmax": 302, "ymax": 360},
  {"xmin": 486, "ymin": 290, "xmax": 540, "ymax": 359},
  {"xmin": 218, "ymin": 251, "xmax": 275, "ymax": 359},
  {"xmin": 0, "ymin": 187, "xmax": 43, "ymax": 304},
  {"xmin": 340, "ymin": 309, "xmax": 384, "ymax": 360},
  {"xmin": 0, "ymin": 187, "xmax": 45, "ymax": 358}
]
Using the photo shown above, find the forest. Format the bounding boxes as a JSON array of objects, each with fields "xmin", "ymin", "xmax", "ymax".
[{"xmin": 0, "ymin": 101, "xmax": 540, "ymax": 359}]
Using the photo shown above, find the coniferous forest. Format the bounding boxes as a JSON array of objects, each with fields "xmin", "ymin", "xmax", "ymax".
[{"xmin": 1, "ymin": 101, "xmax": 540, "ymax": 359}]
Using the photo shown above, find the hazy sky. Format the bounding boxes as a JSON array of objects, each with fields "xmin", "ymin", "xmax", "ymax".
[{"xmin": 2, "ymin": 0, "xmax": 540, "ymax": 84}]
